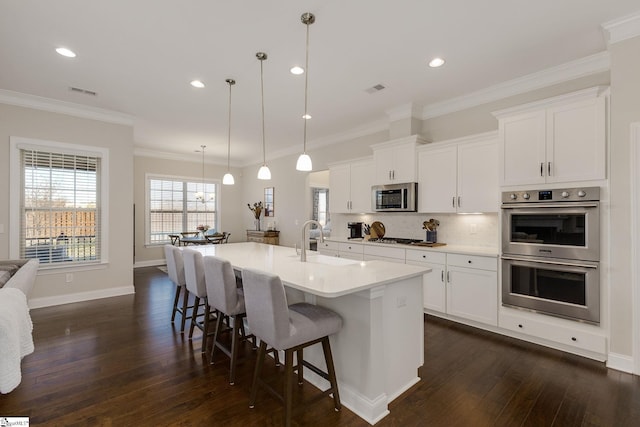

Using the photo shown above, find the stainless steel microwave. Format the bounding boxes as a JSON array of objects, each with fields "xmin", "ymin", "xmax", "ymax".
[{"xmin": 372, "ymin": 183, "xmax": 417, "ymax": 212}]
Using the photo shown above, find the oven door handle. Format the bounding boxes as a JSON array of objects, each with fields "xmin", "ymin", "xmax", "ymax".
[
  {"xmin": 501, "ymin": 202, "xmax": 599, "ymax": 209},
  {"xmin": 501, "ymin": 256, "xmax": 598, "ymax": 269}
]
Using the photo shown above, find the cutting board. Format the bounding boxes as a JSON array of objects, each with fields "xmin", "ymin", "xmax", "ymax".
[
  {"xmin": 410, "ymin": 242, "xmax": 446, "ymax": 247},
  {"xmin": 370, "ymin": 221, "xmax": 385, "ymax": 239}
]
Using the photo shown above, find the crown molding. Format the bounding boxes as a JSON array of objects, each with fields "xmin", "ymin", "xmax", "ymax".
[
  {"xmin": 0, "ymin": 89, "xmax": 134, "ymax": 126},
  {"xmin": 602, "ymin": 11, "xmax": 640, "ymax": 45},
  {"xmin": 421, "ymin": 51, "xmax": 610, "ymax": 120},
  {"xmin": 385, "ymin": 103, "xmax": 422, "ymax": 122},
  {"xmin": 134, "ymin": 147, "xmax": 229, "ymax": 167}
]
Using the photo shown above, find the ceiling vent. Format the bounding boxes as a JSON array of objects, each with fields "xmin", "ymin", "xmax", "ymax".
[
  {"xmin": 69, "ymin": 86, "xmax": 97, "ymax": 96},
  {"xmin": 365, "ymin": 83, "xmax": 386, "ymax": 94}
]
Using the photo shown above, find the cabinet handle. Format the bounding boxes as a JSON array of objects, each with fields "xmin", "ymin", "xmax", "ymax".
[
  {"xmin": 518, "ymin": 324, "xmax": 523, "ymax": 328},
  {"xmin": 441, "ymin": 270, "xmax": 444, "ymax": 282},
  {"xmin": 457, "ymin": 196, "xmax": 461, "ymax": 208},
  {"xmin": 467, "ymin": 260, "xmax": 472, "ymax": 264},
  {"xmin": 540, "ymin": 162, "xmax": 544, "ymax": 177},
  {"xmin": 389, "ymin": 170, "xmax": 392, "ymax": 180},
  {"xmin": 446, "ymin": 271, "xmax": 450, "ymax": 283},
  {"xmin": 548, "ymin": 162, "xmax": 552, "ymax": 176},
  {"xmin": 571, "ymin": 337, "xmax": 577, "ymax": 342},
  {"xmin": 392, "ymin": 170, "xmax": 395, "ymax": 180},
  {"xmin": 452, "ymin": 197, "xmax": 455, "ymax": 208}
]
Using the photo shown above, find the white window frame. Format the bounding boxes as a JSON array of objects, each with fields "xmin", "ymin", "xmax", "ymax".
[
  {"xmin": 145, "ymin": 173, "xmax": 220, "ymax": 246},
  {"xmin": 9, "ymin": 136, "xmax": 110, "ymax": 270}
]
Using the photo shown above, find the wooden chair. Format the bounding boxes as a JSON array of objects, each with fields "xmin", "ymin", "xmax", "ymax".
[{"xmin": 241, "ymin": 268, "xmax": 342, "ymax": 427}]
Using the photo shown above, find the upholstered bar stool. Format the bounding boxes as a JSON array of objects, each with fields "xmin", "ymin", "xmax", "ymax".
[
  {"xmin": 203, "ymin": 255, "xmax": 250, "ymax": 385},
  {"xmin": 241, "ymin": 268, "xmax": 342, "ymax": 427},
  {"xmin": 164, "ymin": 245, "xmax": 189, "ymax": 333},
  {"xmin": 182, "ymin": 248, "xmax": 214, "ymax": 351}
]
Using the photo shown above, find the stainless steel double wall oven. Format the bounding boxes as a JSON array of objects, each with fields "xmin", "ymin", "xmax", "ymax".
[{"xmin": 501, "ymin": 187, "xmax": 600, "ymax": 323}]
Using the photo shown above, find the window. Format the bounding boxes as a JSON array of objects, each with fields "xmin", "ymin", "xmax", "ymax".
[
  {"xmin": 10, "ymin": 137, "xmax": 108, "ymax": 267},
  {"xmin": 146, "ymin": 175, "xmax": 218, "ymax": 244},
  {"xmin": 312, "ymin": 188, "xmax": 329, "ymax": 227}
]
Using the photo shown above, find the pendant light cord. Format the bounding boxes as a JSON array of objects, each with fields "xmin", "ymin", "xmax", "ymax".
[
  {"xmin": 260, "ymin": 57, "xmax": 266, "ymax": 166},
  {"xmin": 227, "ymin": 81, "xmax": 232, "ymax": 171},
  {"xmin": 303, "ymin": 21, "xmax": 310, "ymax": 154}
]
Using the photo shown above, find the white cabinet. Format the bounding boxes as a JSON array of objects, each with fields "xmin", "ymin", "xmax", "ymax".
[
  {"xmin": 494, "ymin": 87, "xmax": 607, "ymax": 186},
  {"xmin": 318, "ymin": 240, "xmax": 364, "ymax": 260},
  {"xmin": 329, "ymin": 158, "xmax": 373, "ymax": 213},
  {"xmin": 417, "ymin": 134, "xmax": 498, "ymax": 213},
  {"xmin": 407, "ymin": 250, "xmax": 498, "ymax": 326},
  {"xmin": 363, "ymin": 244, "xmax": 405, "ymax": 263},
  {"xmin": 371, "ymin": 135, "xmax": 427, "ymax": 185},
  {"xmin": 317, "ymin": 240, "xmax": 340, "ymax": 257}
]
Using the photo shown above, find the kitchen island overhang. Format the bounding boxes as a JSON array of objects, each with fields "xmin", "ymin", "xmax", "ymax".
[{"xmin": 184, "ymin": 242, "xmax": 431, "ymax": 425}]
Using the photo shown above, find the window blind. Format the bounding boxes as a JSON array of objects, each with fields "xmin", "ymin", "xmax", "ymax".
[
  {"xmin": 21, "ymin": 149, "xmax": 101, "ymax": 265},
  {"xmin": 148, "ymin": 177, "xmax": 217, "ymax": 244}
]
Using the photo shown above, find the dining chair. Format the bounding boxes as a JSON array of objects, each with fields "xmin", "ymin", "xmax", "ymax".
[
  {"xmin": 182, "ymin": 248, "xmax": 215, "ymax": 351},
  {"xmin": 203, "ymin": 255, "xmax": 250, "ymax": 385},
  {"xmin": 164, "ymin": 245, "xmax": 189, "ymax": 332},
  {"xmin": 241, "ymin": 268, "xmax": 342, "ymax": 427}
]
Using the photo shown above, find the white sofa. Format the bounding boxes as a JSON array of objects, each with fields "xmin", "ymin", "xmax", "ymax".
[
  {"xmin": 0, "ymin": 258, "xmax": 38, "ymax": 394},
  {"xmin": 0, "ymin": 258, "xmax": 39, "ymax": 295}
]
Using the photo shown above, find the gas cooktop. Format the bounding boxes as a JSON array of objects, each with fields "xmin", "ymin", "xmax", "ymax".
[{"xmin": 367, "ymin": 237, "xmax": 423, "ymax": 245}]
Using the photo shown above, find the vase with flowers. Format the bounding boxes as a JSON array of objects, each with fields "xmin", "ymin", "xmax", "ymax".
[{"xmin": 248, "ymin": 202, "xmax": 263, "ymax": 231}]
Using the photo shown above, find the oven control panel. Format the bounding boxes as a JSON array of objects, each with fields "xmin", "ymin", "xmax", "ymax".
[{"xmin": 502, "ymin": 187, "xmax": 600, "ymax": 203}]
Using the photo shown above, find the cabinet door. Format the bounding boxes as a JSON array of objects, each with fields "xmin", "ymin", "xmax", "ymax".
[
  {"xmin": 350, "ymin": 159, "xmax": 373, "ymax": 213},
  {"xmin": 407, "ymin": 260, "xmax": 446, "ymax": 313},
  {"xmin": 418, "ymin": 146, "xmax": 457, "ymax": 213},
  {"xmin": 499, "ymin": 110, "xmax": 546, "ymax": 186},
  {"xmin": 546, "ymin": 97, "xmax": 606, "ymax": 183},
  {"xmin": 329, "ymin": 164, "xmax": 351, "ymax": 213},
  {"xmin": 391, "ymin": 143, "xmax": 417, "ymax": 183},
  {"xmin": 373, "ymin": 146, "xmax": 395, "ymax": 184},
  {"xmin": 446, "ymin": 265, "xmax": 498, "ymax": 326},
  {"xmin": 457, "ymin": 139, "xmax": 499, "ymax": 213}
]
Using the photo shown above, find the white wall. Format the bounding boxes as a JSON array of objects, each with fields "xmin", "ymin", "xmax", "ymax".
[{"xmin": 0, "ymin": 103, "xmax": 134, "ymax": 303}]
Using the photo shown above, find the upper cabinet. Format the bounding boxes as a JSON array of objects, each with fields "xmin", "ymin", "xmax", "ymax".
[
  {"xmin": 494, "ymin": 86, "xmax": 608, "ymax": 186},
  {"xmin": 371, "ymin": 135, "xmax": 427, "ymax": 185},
  {"xmin": 417, "ymin": 133, "xmax": 499, "ymax": 213},
  {"xmin": 328, "ymin": 158, "xmax": 373, "ymax": 213}
]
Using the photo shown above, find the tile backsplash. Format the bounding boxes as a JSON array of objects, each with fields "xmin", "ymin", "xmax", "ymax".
[{"xmin": 330, "ymin": 212, "xmax": 499, "ymax": 248}]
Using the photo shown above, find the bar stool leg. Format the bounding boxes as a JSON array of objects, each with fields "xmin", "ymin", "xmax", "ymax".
[
  {"xmin": 210, "ymin": 313, "xmax": 224, "ymax": 363},
  {"xmin": 189, "ymin": 296, "xmax": 200, "ymax": 339},
  {"xmin": 180, "ymin": 288, "xmax": 190, "ymax": 333},
  {"xmin": 201, "ymin": 300, "xmax": 210, "ymax": 353},
  {"xmin": 297, "ymin": 349, "xmax": 304, "ymax": 385},
  {"xmin": 249, "ymin": 341, "xmax": 267, "ymax": 409},
  {"xmin": 171, "ymin": 285, "xmax": 181, "ymax": 322},
  {"xmin": 229, "ymin": 315, "xmax": 241, "ymax": 385},
  {"xmin": 284, "ymin": 349, "xmax": 294, "ymax": 427},
  {"xmin": 322, "ymin": 337, "xmax": 341, "ymax": 410}
]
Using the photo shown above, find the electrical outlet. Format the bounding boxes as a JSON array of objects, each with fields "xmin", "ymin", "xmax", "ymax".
[
  {"xmin": 470, "ymin": 223, "xmax": 477, "ymax": 234},
  {"xmin": 66, "ymin": 273, "xmax": 73, "ymax": 283}
]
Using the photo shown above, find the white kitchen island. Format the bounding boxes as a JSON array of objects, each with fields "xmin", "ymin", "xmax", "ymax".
[{"xmin": 187, "ymin": 242, "xmax": 430, "ymax": 425}]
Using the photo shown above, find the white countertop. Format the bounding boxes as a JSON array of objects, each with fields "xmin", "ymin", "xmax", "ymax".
[
  {"xmin": 185, "ymin": 242, "xmax": 430, "ymax": 298},
  {"xmin": 325, "ymin": 237, "xmax": 499, "ymax": 257}
]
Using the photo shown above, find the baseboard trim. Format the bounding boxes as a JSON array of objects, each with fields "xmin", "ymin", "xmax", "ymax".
[
  {"xmin": 28, "ymin": 285, "xmax": 135, "ymax": 309},
  {"xmin": 607, "ymin": 352, "xmax": 634, "ymax": 373},
  {"xmin": 134, "ymin": 259, "xmax": 165, "ymax": 268}
]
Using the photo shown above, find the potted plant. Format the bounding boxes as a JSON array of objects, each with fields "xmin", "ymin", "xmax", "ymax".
[{"xmin": 248, "ymin": 202, "xmax": 263, "ymax": 231}]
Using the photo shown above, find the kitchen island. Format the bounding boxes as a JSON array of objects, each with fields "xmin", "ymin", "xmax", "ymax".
[{"xmin": 187, "ymin": 242, "xmax": 430, "ymax": 425}]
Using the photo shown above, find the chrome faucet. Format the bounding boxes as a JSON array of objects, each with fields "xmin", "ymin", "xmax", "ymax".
[{"xmin": 300, "ymin": 219, "xmax": 324, "ymax": 262}]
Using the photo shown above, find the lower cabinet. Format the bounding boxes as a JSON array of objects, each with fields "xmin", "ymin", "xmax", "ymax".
[
  {"xmin": 407, "ymin": 250, "xmax": 498, "ymax": 327},
  {"xmin": 318, "ymin": 241, "xmax": 364, "ymax": 260}
]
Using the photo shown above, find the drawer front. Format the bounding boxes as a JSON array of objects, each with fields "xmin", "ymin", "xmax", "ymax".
[
  {"xmin": 499, "ymin": 312, "xmax": 606, "ymax": 355},
  {"xmin": 405, "ymin": 249, "xmax": 446, "ymax": 264},
  {"xmin": 363, "ymin": 254, "xmax": 404, "ymax": 263},
  {"xmin": 363, "ymin": 244, "xmax": 405, "ymax": 260},
  {"xmin": 318, "ymin": 241, "xmax": 340, "ymax": 251},
  {"xmin": 447, "ymin": 253, "xmax": 497, "ymax": 271},
  {"xmin": 339, "ymin": 242, "xmax": 364, "ymax": 254}
]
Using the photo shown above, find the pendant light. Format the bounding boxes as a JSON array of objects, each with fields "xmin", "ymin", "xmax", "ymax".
[
  {"xmin": 222, "ymin": 78, "xmax": 236, "ymax": 185},
  {"xmin": 256, "ymin": 52, "xmax": 271, "ymax": 180},
  {"xmin": 296, "ymin": 12, "xmax": 315, "ymax": 172},
  {"xmin": 195, "ymin": 145, "xmax": 212, "ymax": 203}
]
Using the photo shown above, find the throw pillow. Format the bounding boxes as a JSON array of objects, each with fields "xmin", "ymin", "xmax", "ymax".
[
  {"xmin": 0, "ymin": 270, "xmax": 11, "ymax": 288},
  {"xmin": 0, "ymin": 264, "xmax": 19, "ymax": 277}
]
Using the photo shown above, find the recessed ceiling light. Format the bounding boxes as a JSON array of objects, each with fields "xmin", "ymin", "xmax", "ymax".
[
  {"xmin": 190, "ymin": 80, "xmax": 205, "ymax": 88},
  {"xmin": 302, "ymin": 114, "xmax": 312, "ymax": 119},
  {"xmin": 290, "ymin": 66, "xmax": 304, "ymax": 75},
  {"xmin": 56, "ymin": 47, "xmax": 76, "ymax": 58},
  {"xmin": 429, "ymin": 57, "xmax": 445, "ymax": 68}
]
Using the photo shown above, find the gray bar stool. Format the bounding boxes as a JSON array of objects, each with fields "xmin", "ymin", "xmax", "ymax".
[
  {"xmin": 182, "ymin": 248, "xmax": 214, "ymax": 351},
  {"xmin": 241, "ymin": 268, "xmax": 342, "ymax": 427},
  {"xmin": 203, "ymin": 255, "xmax": 251, "ymax": 385},
  {"xmin": 164, "ymin": 245, "xmax": 189, "ymax": 333}
]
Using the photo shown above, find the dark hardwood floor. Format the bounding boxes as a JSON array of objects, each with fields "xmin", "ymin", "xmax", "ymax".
[{"xmin": 2, "ymin": 266, "xmax": 640, "ymax": 426}]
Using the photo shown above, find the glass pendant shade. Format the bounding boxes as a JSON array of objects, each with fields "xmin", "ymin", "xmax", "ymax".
[
  {"xmin": 257, "ymin": 165, "xmax": 271, "ymax": 180},
  {"xmin": 296, "ymin": 153, "xmax": 312, "ymax": 171},
  {"xmin": 222, "ymin": 172, "xmax": 235, "ymax": 185}
]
